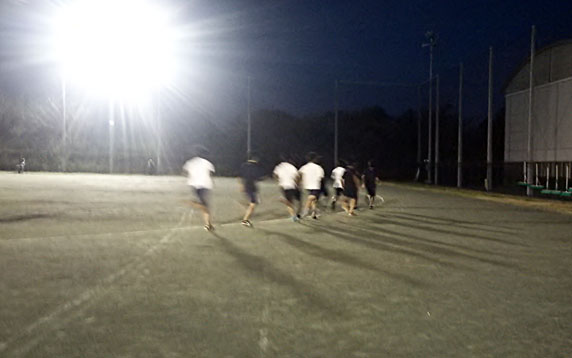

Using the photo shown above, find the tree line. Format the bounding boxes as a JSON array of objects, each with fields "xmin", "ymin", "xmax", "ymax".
[{"xmin": 0, "ymin": 93, "xmax": 505, "ymax": 187}]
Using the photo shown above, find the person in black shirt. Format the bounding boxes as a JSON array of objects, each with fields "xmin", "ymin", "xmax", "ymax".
[
  {"xmin": 239, "ymin": 153, "xmax": 265, "ymax": 227},
  {"xmin": 362, "ymin": 160, "xmax": 380, "ymax": 209},
  {"xmin": 341, "ymin": 163, "xmax": 361, "ymax": 216}
]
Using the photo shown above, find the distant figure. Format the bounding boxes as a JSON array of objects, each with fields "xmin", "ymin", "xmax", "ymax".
[
  {"xmin": 16, "ymin": 157, "xmax": 25, "ymax": 174},
  {"xmin": 330, "ymin": 160, "xmax": 346, "ymax": 210},
  {"xmin": 299, "ymin": 152, "xmax": 325, "ymax": 219},
  {"xmin": 273, "ymin": 155, "xmax": 301, "ymax": 222},
  {"xmin": 240, "ymin": 153, "xmax": 265, "ymax": 228},
  {"xmin": 362, "ymin": 160, "xmax": 381, "ymax": 209},
  {"xmin": 341, "ymin": 162, "xmax": 361, "ymax": 216},
  {"xmin": 182, "ymin": 145, "xmax": 215, "ymax": 232},
  {"xmin": 146, "ymin": 158, "xmax": 156, "ymax": 175}
]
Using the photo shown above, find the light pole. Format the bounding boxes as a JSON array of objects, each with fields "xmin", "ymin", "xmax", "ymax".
[
  {"xmin": 486, "ymin": 46, "xmax": 494, "ymax": 191},
  {"xmin": 61, "ymin": 76, "xmax": 67, "ymax": 172},
  {"xmin": 108, "ymin": 101, "xmax": 114, "ymax": 173},
  {"xmin": 434, "ymin": 75, "xmax": 440, "ymax": 185},
  {"xmin": 423, "ymin": 31, "xmax": 437, "ymax": 184},
  {"xmin": 457, "ymin": 62, "xmax": 464, "ymax": 188},
  {"xmin": 334, "ymin": 79, "xmax": 339, "ymax": 166},
  {"xmin": 526, "ymin": 26, "xmax": 536, "ymax": 197},
  {"xmin": 247, "ymin": 76, "xmax": 252, "ymax": 159}
]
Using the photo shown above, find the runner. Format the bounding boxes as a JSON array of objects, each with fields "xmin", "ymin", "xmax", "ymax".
[
  {"xmin": 341, "ymin": 162, "xmax": 361, "ymax": 216},
  {"xmin": 330, "ymin": 160, "xmax": 346, "ymax": 210},
  {"xmin": 273, "ymin": 156, "xmax": 301, "ymax": 222},
  {"xmin": 182, "ymin": 145, "xmax": 215, "ymax": 231},
  {"xmin": 298, "ymin": 152, "xmax": 325, "ymax": 219},
  {"xmin": 362, "ymin": 160, "xmax": 380, "ymax": 209},
  {"xmin": 240, "ymin": 153, "xmax": 265, "ymax": 227}
]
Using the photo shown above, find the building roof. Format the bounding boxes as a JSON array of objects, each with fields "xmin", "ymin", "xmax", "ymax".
[{"xmin": 505, "ymin": 39, "xmax": 572, "ymax": 94}]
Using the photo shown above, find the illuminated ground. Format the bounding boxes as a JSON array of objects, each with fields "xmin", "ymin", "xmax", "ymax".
[{"xmin": 0, "ymin": 172, "xmax": 571, "ymax": 357}]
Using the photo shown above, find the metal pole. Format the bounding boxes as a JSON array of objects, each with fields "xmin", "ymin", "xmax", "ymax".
[
  {"xmin": 526, "ymin": 26, "xmax": 536, "ymax": 197},
  {"xmin": 61, "ymin": 77, "xmax": 67, "ymax": 172},
  {"xmin": 247, "ymin": 76, "xmax": 251, "ymax": 159},
  {"xmin": 487, "ymin": 46, "xmax": 494, "ymax": 191},
  {"xmin": 334, "ymin": 79, "xmax": 339, "ymax": 166},
  {"xmin": 427, "ymin": 43, "xmax": 433, "ymax": 184},
  {"xmin": 434, "ymin": 75, "xmax": 440, "ymax": 185},
  {"xmin": 108, "ymin": 101, "xmax": 114, "ymax": 174},
  {"xmin": 457, "ymin": 63, "xmax": 464, "ymax": 188},
  {"xmin": 416, "ymin": 85, "xmax": 422, "ymax": 181},
  {"xmin": 156, "ymin": 98, "xmax": 161, "ymax": 174}
]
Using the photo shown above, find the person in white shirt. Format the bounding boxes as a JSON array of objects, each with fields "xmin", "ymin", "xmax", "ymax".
[
  {"xmin": 182, "ymin": 145, "xmax": 215, "ymax": 231},
  {"xmin": 330, "ymin": 160, "xmax": 346, "ymax": 210},
  {"xmin": 298, "ymin": 152, "xmax": 325, "ymax": 219},
  {"xmin": 273, "ymin": 156, "xmax": 301, "ymax": 221}
]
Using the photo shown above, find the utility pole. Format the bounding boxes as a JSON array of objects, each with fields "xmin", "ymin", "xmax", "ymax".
[
  {"xmin": 423, "ymin": 31, "xmax": 437, "ymax": 184},
  {"xmin": 61, "ymin": 77, "xmax": 67, "ymax": 172},
  {"xmin": 526, "ymin": 26, "xmax": 536, "ymax": 197},
  {"xmin": 156, "ymin": 97, "xmax": 161, "ymax": 174},
  {"xmin": 434, "ymin": 75, "xmax": 440, "ymax": 185},
  {"xmin": 416, "ymin": 85, "xmax": 422, "ymax": 181},
  {"xmin": 457, "ymin": 62, "xmax": 464, "ymax": 188},
  {"xmin": 108, "ymin": 101, "xmax": 114, "ymax": 174},
  {"xmin": 334, "ymin": 79, "xmax": 339, "ymax": 166},
  {"xmin": 486, "ymin": 46, "xmax": 494, "ymax": 191},
  {"xmin": 247, "ymin": 76, "xmax": 252, "ymax": 159}
]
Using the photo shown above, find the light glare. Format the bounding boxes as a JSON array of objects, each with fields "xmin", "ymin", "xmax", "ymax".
[{"xmin": 52, "ymin": 0, "xmax": 180, "ymax": 101}]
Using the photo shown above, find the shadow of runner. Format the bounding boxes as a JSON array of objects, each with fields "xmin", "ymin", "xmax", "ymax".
[
  {"xmin": 333, "ymin": 221, "xmax": 522, "ymax": 271},
  {"xmin": 259, "ymin": 228, "xmax": 429, "ymax": 289},
  {"xmin": 385, "ymin": 211, "xmax": 520, "ymax": 235},
  {"xmin": 210, "ymin": 232, "xmax": 345, "ymax": 316},
  {"xmin": 377, "ymin": 215, "xmax": 528, "ymax": 247},
  {"xmin": 0, "ymin": 214, "xmax": 55, "ymax": 223},
  {"xmin": 298, "ymin": 221, "xmax": 473, "ymax": 271}
]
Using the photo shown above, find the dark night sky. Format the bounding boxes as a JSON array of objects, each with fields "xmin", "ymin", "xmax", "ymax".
[{"xmin": 1, "ymin": 0, "xmax": 572, "ymax": 119}]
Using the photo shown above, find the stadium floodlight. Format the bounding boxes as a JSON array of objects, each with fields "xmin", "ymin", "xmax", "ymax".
[{"xmin": 50, "ymin": 0, "xmax": 180, "ymax": 101}]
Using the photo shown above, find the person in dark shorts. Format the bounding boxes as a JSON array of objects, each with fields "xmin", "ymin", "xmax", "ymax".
[
  {"xmin": 299, "ymin": 152, "xmax": 325, "ymax": 219},
  {"xmin": 182, "ymin": 145, "xmax": 215, "ymax": 231},
  {"xmin": 273, "ymin": 156, "xmax": 301, "ymax": 221},
  {"xmin": 240, "ymin": 153, "xmax": 265, "ymax": 227},
  {"xmin": 341, "ymin": 162, "xmax": 361, "ymax": 216},
  {"xmin": 362, "ymin": 160, "xmax": 380, "ymax": 209}
]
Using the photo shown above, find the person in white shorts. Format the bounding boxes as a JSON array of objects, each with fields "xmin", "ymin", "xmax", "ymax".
[
  {"xmin": 330, "ymin": 160, "xmax": 346, "ymax": 210},
  {"xmin": 298, "ymin": 152, "xmax": 325, "ymax": 219},
  {"xmin": 273, "ymin": 156, "xmax": 301, "ymax": 222},
  {"xmin": 182, "ymin": 145, "xmax": 215, "ymax": 232}
]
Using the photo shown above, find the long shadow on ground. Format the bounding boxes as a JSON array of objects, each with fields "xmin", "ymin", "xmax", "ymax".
[
  {"xmin": 299, "ymin": 220, "xmax": 473, "ymax": 271},
  {"xmin": 331, "ymin": 220, "xmax": 522, "ymax": 271},
  {"xmin": 374, "ymin": 213, "xmax": 527, "ymax": 247},
  {"xmin": 259, "ymin": 228, "xmax": 429, "ymax": 288},
  {"xmin": 211, "ymin": 231, "xmax": 346, "ymax": 316},
  {"xmin": 385, "ymin": 211, "xmax": 520, "ymax": 235}
]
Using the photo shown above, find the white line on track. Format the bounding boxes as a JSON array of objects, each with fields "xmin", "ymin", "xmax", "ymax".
[{"xmin": 0, "ymin": 212, "xmax": 192, "ymax": 357}]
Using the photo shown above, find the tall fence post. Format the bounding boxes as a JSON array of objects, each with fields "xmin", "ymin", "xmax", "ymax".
[
  {"xmin": 434, "ymin": 75, "xmax": 440, "ymax": 185},
  {"xmin": 486, "ymin": 46, "xmax": 494, "ymax": 191},
  {"xmin": 457, "ymin": 63, "xmax": 463, "ymax": 188},
  {"xmin": 247, "ymin": 76, "xmax": 252, "ymax": 159},
  {"xmin": 526, "ymin": 26, "xmax": 536, "ymax": 197},
  {"xmin": 416, "ymin": 85, "xmax": 422, "ymax": 181},
  {"xmin": 334, "ymin": 80, "xmax": 339, "ymax": 166}
]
